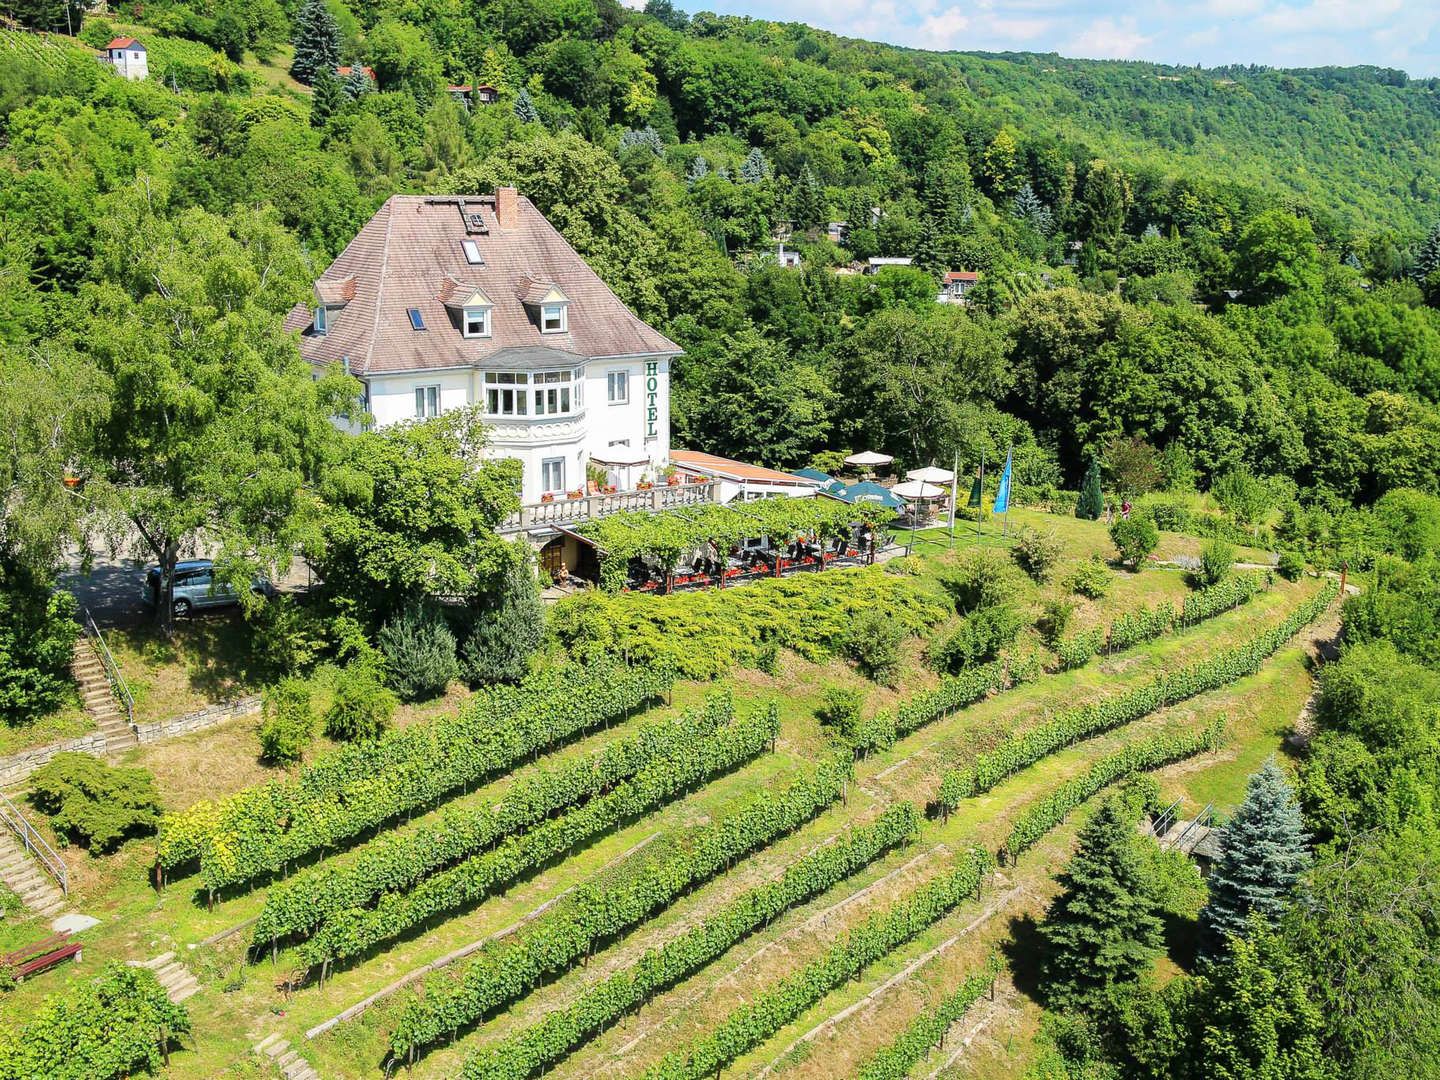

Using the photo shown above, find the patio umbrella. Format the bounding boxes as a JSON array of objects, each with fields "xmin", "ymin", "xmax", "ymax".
[
  {"xmin": 891, "ymin": 480, "xmax": 947, "ymax": 500},
  {"xmin": 906, "ymin": 465, "xmax": 955, "ymax": 485},
  {"xmin": 836, "ymin": 481, "xmax": 905, "ymax": 509},
  {"xmin": 844, "ymin": 450, "xmax": 894, "ymax": 468}
]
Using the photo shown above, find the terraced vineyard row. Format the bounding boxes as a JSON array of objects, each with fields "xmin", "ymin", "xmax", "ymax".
[
  {"xmin": 299, "ymin": 701, "xmax": 782, "ymax": 966},
  {"xmin": 855, "ymin": 957, "xmax": 1002, "ymax": 1080},
  {"xmin": 851, "ymin": 655, "xmax": 1041, "ymax": 757},
  {"xmin": 443, "ymin": 803, "xmax": 926, "ymax": 1078},
  {"xmin": 255, "ymin": 692, "xmax": 736, "ymax": 947},
  {"xmin": 1056, "ymin": 570, "xmax": 1271, "ymax": 669},
  {"xmin": 159, "ymin": 660, "xmax": 673, "ymax": 890},
  {"xmin": 937, "ymin": 579, "xmax": 1337, "ymax": 814},
  {"xmin": 630, "ymin": 848, "xmax": 997, "ymax": 1080}
]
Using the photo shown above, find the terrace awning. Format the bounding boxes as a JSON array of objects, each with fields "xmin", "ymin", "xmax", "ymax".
[
  {"xmin": 844, "ymin": 451, "xmax": 894, "ymax": 468},
  {"xmin": 591, "ymin": 450, "xmax": 650, "ymax": 467},
  {"xmin": 892, "ymin": 480, "xmax": 947, "ymax": 500}
]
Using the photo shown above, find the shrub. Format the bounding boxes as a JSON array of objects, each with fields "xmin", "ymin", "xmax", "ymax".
[
  {"xmin": 379, "ymin": 603, "xmax": 458, "ymax": 701},
  {"xmin": 816, "ymin": 686, "xmax": 864, "ymax": 738},
  {"xmin": 247, "ymin": 594, "xmax": 328, "ymax": 676},
  {"xmin": 0, "ymin": 960, "xmax": 190, "ymax": 1079},
  {"xmin": 323, "ymin": 665, "xmax": 396, "ymax": 742},
  {"xmin": 941, "ymin": 549, "xmax": 1015, "ymax": 612},
  {"xmin": 755, "ymin": 640, "xmax": 781, "ymax": 675},
  {"xmin": 1277, "ymin": 550, "xmax": 1306, "ymax": 581},
  {"xmin": 258, "ymin": 677, "xmax": 315, "ymax": 764},
  {"xmin": 0, "ymin": 563, "xmax": 80, "ymax": 726},
  {"xmin": 931, "ymin": 605, "xmax": 1025, "ymax": 673},
  {"xmin": 1013, "ymin": 527, "xmax": 1063, "ymax": 583},
  {"xmin": 1038, "ymin": 598, "xmax": 1075, "ymax": 645},
  {"xmin": 843, "ymin": 609, "xmax": 906, "ymax": 685},
  {"xmin": 29, "ymin": 754, "xmax": 162, "ymax": 854},
  {"xmin": 1064, "ymin": 556, "xmax": 1113, "ymax": 599},
  {"xmin": 459, "ymin": 564, "xmax": 545, "ymax": 685},
  {"xmin": 551, "ymin": 569, "xmax": 946, "ymax": 681},
  {"xmin": 1198, "ymin": 538, "xmax": 1235, "ymax": 587},
  {"xmin": 1110, "ymin": 515, "xmax": 1159, "ymax": 569}
]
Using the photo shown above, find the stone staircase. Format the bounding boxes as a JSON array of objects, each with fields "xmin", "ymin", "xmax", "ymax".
[
  {"xmin": 253, "ymin": 1034, "xmax": 320, "ymax": 1080},
  {"xmin": 128, "ymin": 950, "xmax": 199, "ymax": 1003},
  {"xmin": 0, "ymin": 831, "xmax": 65, "ymax": 920},
  {"xmin": 72, "ymin": 638, "xmax": 136, "ymax": 752}
]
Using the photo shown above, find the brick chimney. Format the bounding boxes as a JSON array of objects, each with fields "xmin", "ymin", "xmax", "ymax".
[{"xmin": 495, "ymin": 186, "xmax": 518, "ymax": 229}]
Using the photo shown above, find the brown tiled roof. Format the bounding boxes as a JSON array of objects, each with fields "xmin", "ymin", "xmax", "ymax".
[
  {"xmin": 944, "ymin": 271, "xmax": 979, "ymax": 283},
  {"xmin": 314, "ymin": 275, "xmax": 356, "ymax": 304},
  {"xmin": 436, "ymin": 275, "xmax": 491, "ymax": 308},
  {"xmin": 671, "ymin": 450, "xmax": 823, "ymax": 486},
  {"xmin": 105, "ymin": 37, "xmax": 141, "ymax": 49},
  {"xmin": 283, "ymin": 194, "xmax": 680, "ymax": 376}
]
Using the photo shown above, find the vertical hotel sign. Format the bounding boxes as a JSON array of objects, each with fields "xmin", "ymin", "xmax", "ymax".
[{"xmin": 644, "ymin": 361, "xmax": 659, "ymax": 444}]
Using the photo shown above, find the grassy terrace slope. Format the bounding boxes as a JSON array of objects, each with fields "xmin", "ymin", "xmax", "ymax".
[{"xmin": 0, "ymin": 507, "xmax": 1335, "ymax": 1080}]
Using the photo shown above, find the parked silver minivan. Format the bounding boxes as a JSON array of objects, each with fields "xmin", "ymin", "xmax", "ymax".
[{"xmin": 139, "ymin": 560, "xmax": 273, "ymax": 617}]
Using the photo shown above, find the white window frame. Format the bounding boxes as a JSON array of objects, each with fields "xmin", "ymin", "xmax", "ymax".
[
  {"xmin": 314, "ymin": 306, "xmax": 328, "ymax": 336},
  {"xmin": 414, "ymin": 384, "xmax": 440, "ymax": 418},
  {"xmin": 541, "ymin": 303, "xmax": 567, "ymax": 333},
  {"xmin": 461, "ymin": 239, "xmax": 483, "ymax": 265},
  {"xmin": 541, "ymin": 457, "xmax": 566, "ymax": 494},
  {"xmin": 462, "ymin": 306, "xmax": 491, "ymax": 338},
  {"xmin": 606, "ymin": 370, "xmax": 629, "ymax": 404},
  {"xmin": 483, "ymin": 371, "xmax": 529, "ymax": 417}
]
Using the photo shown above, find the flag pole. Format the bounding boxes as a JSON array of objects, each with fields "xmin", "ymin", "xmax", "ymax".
[
  {"xmin": 1002, "ymin": 444, "xmax": 1013, "ymax": 538},
  {"xmin": 976, "ymin": 453, "xmax": 985, "ymax": 539},
  {"xmin": 948, "ymin": 448, "xmax": 959, "ymax": 548}
]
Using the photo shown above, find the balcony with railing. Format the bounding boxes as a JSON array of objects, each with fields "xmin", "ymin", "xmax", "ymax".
[{"xmin": 498, "ymin": 480, "xmax": 721, "ymax": 533}]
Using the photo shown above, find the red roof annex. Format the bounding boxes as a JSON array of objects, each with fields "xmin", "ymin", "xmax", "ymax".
[{"xmin": 105, "ymin": 37, "xmax": 141, "ymax": 50}]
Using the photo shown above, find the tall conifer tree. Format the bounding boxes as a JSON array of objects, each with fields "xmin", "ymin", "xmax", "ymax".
[
  {"xmin": 1075, "ymin": 458, "xmax": 1104, "ymax": 520},
  {"xmin": 1039, "ymin": 798, "xmax": 1164, "ymax": 1009},
  {"xmin": 290, "ymin": 0, "xmax": 341, "ymax": 85},
  {"xmin": 1200, "ymin": 758, "xmax": 1309, "ymax": 956}
]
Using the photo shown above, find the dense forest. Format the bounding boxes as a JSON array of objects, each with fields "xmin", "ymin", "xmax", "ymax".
[{"xmin": 2, "ymin": 2, "xmax": 1440, "ymax": 1079}]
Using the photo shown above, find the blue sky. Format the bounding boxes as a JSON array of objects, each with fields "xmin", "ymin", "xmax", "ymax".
[{"xmin": 681, "ymin": 0, "xmax": 1440, "ymax": 78}]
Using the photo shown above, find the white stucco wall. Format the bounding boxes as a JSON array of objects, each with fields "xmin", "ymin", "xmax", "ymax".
[{"xmin": 357, "ymin": 356, "xmax": 673, "ymax": 503}]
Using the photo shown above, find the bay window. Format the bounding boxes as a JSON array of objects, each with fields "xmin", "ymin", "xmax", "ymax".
[{"xmin": 482, "ymin": 369, "xmax": 582, "ymax": 419}]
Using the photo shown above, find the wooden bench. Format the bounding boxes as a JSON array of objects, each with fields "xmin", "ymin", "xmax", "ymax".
[{"xmin": 3, "ymin": 931, "xmax": 80, "ymax": 982}]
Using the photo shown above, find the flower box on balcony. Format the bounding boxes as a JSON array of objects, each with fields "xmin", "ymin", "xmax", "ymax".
[
  {"xmin": 540, "ymin": 493, "xmax": 555, "ymax": 503},
  {"xmin": 637, "ymin": 481, "xmax": 654, "ymax": 490},
  {"xmin": 567, "ymin": 490, "xmax": 584, "ymax": 499},
  {"xmin": 603, "ymin": 485, "xmax": 617, "ymax": 494}
]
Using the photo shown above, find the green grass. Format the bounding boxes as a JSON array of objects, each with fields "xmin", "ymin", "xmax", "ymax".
[{"xmin": 0, "ymin": 502, "xmax": 1324, "ymax": 1080}]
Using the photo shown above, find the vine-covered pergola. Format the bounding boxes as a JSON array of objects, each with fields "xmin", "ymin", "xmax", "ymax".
[{"xmin": 578, "ymin": 498, "xmax": 896, "ymax": 592}]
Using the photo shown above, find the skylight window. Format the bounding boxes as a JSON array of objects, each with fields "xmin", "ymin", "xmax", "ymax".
[
  {"xmin": 461, "ymin": 240, "xmax": 483, "ymax": 265},
  {"xmin": 407, "ymin": 308, "xmax": 426, "ymax": 331}
]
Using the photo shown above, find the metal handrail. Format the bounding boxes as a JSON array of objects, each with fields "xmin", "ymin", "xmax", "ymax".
[
  {"xmin": 0, "ymin": 790, "xmax": 67, "ymax": 897},
  {"xmin": 1153, "ymin": 797, "xmax": 1183, "ymax": 839},
  {"xmin": 1171, "ymin": 799, "xmax": 1216, "ymax": 853},
  {"xmin": 82, "ymin": 605, "xmax": 134, "ymax": 729}
]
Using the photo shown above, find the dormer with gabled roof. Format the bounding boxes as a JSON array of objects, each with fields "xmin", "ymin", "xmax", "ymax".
[{"xmin": 282, "ymin": 188, "xmax": 681, "ymax": 503}]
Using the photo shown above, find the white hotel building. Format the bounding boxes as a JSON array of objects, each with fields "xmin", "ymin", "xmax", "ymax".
[{"xmin": 285, "ymin": 189, "xmax": 679, "ymax": 504}]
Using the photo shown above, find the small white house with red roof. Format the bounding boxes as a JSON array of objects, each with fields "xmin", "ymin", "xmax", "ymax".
[
  {"xmin": 100, "ymin": 37, "xmax": 148, "ymax": 81},
  {"xmin": 938, "ymin": 271, "xmax": 979, "ymax": 304}
]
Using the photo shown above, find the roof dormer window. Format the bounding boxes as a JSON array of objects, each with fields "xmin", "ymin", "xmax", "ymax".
[
  {"xmin": 314, "ymin": 305, "xmax": 329, "ymax": 336},
  {"xmin": 463, "ymin": 306, "xmax": 491, "ymax": 338},
  {"xmin": 541, "ymin": 303, "xmax": 567, "ymax": 333}
]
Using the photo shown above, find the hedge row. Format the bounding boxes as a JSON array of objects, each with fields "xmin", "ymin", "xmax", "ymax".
[
  {"xmin": 157, "ymin": 660, "xmax": 673, "ymax": 890},
  {"xmin": 856, "ymin": 956, "xmax": 1003, "ymax": 1080},
  {"xmin": 390, "ymin": 759, "xmax": 894, "ymax": 1063},
  {"xmin": 1057, "ymin": 571, "xmax": 1270, "ymax": 670},
  {"xmin": 254, "ymin": 694, "xmax": 734, "ymax": 947},
  {"xmin": 450, "ymin": 806, "xmax": 944, "ymax": 1080},
  {"xmin": 300, "ymin": 702, "xmax": 781, "ymax": 966},
  {"xmin": 850, "ymin": 654, "xmax": 1042, "ymax": 758},
  {"xmin": 1002, "ymin": 719, "xmax": 1225, "ymax": 860},
  {"xmin": 632, "ymin": 847, "xmax": 997, "ymax": 1080},
  {"xmin": 938, "ymin": 580, "xmax": 1336, "ymax": 815}
]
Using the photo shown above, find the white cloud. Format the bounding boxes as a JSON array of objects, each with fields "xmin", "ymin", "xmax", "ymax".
[
  {"xmin": 1254, "ymin": 0, "xmax": 1405, "ymax": 34},
  {"xmin": 1064, "ymin": 16, "xmax": 1156, "ymax": 59}
]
